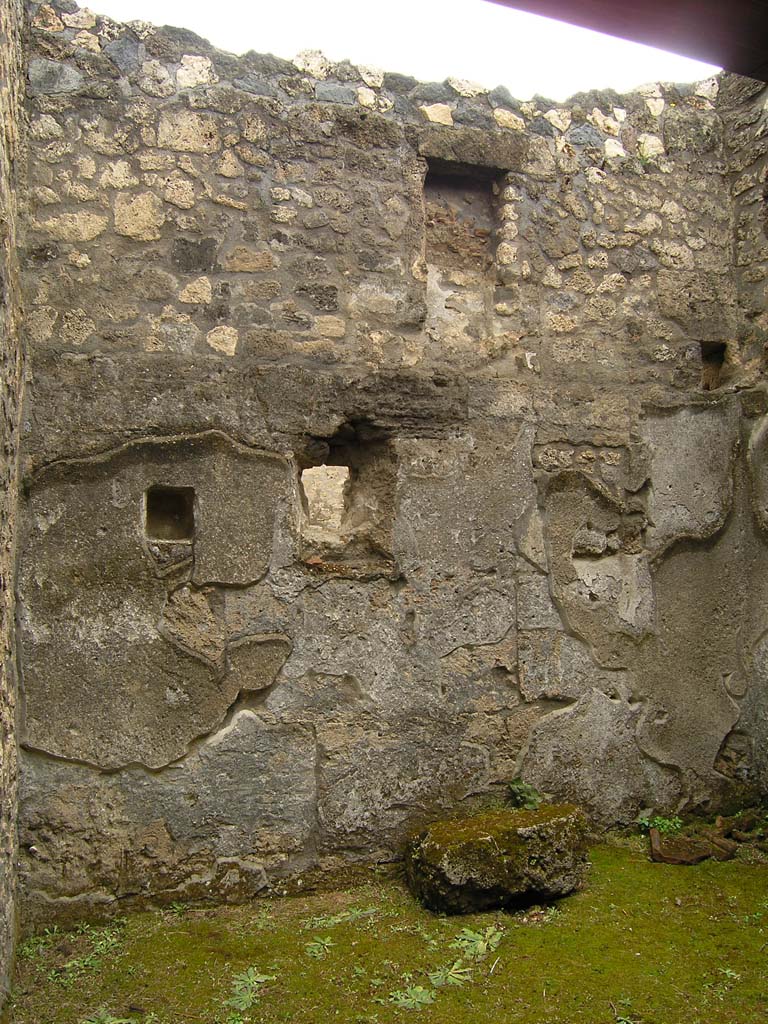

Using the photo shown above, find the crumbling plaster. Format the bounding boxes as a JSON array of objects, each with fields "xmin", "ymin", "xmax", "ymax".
[{"xmin": 10, "ymin": 0, "xmax": 768, "ymax": 927}]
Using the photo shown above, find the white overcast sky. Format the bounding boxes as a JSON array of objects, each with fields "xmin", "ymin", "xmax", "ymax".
[{"xmin": 90, "ymin": 0, "xmax": 720, "ymax": 102}]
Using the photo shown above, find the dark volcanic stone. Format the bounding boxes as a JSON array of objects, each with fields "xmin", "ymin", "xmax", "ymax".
[
  {"xmin": 315, "ymin": 82, "xmax": 356, "ymax": 105},
  {"xmin": 405, "ymin": 805, "xmax": 590, "ymax": 914},
  {"xmin": 172, "ymin": 237, "xmax": 218, "ymax": 273},
  {"xmin": 28, "ymin": 57, "xmax": 83, "ymax": 95}
]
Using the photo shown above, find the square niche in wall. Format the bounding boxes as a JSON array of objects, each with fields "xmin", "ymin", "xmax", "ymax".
[
  {"xmin": 298, "ymin": 421, "xmax": 396, "ymax": 568},
  {"xmin": 145, "ymin": 485, "xmax": 195, "ymax": 541}
]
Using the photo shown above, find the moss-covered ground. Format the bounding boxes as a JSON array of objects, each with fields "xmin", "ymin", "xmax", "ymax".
[{"xmin": 10, "ymin": 842, "xmax": 768, "ymax": 1024}]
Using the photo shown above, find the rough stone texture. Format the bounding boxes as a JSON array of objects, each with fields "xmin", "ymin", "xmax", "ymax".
[
  {"xmin": 11, "ymin": 1, "xmax": 768, "ymax": 926},
  {"xmin": 0, "ymin": 0, "xmax": 24, "ymax": 1009},
  {"xmin": 404, "ymin": 806, "xmax": 589, "ymax": 913}
]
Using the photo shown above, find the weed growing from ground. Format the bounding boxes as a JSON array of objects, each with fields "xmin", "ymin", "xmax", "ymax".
[
  {"xmin": 387, "ymin": 985, "xmax": 436, "ymax": 1010},
  {"xmin": 225, "ymin": 966, "xmax": 276, "ymax": 1011},
  {"xmin": 48, "ymin": 920, "xmax": 127, "ymax": 988},
  {"xmin": 305, "ymin": 936, "xmax": 334, "ymax": 958},
  {"xmin": 302, "ymin": 906, "xmax": 378, "ymax": 930},
  {"xmin": 449, "ymin": 924, "xmax": 503, "ymax": 959},
  {"xmin": 637, "ymin": 814, "xmax": 683, "ymax": 835},
  {"xmin": 507, "ymin": 778, "xmax": 542, "ymax": 810},
  {"xmin": 220, "ymin": 965, "xmax": 276, "ymax": 1023},
  {"xmin": 428, "ymin": 961, "xmax": 472, "ymax": 988},
  {"xmin": 80, "ymin": 1011, "xmax": 135, "ymax": 1024},
  {"xmin": 17, "ymin": 926, "xmax": 62, "ymax": 962}
]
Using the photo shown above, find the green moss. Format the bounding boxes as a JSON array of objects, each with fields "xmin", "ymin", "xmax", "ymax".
[
  {"xmin": 421, "ymin": 804, "xmax": 580, "ymax": 852},
  {"xmin": 10, "ymin": 845, "xmax": 768, "ymax": 1024},
  {"xmin": 404, "ymin": 805, "xmax": 589, "ymax": 912}
]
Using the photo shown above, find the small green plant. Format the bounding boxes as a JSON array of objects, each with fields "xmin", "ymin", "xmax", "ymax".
[
  {"xmin": 428, "ymin": 960, "xmax": 472, "ymax": 987},
  {"xmin": 610, "ymin": 998, "xmax": 640, "ymax": 1024},
  {"xmin": 507, "ymin": 777, "xmax": 542, "ymax": 810},
  {"xmin": 17, "ymin": 925, "xmax": 61, "ymax": 961},
  {"xmin": 388, "ymin": 985, "xmax": 436, "ymax": 1009},
  {"xmin": 637, "ymin": 814, "xmax": 683, "ymax": 835},
  {"xmin": 48, "ymin": 920, "xmax": 127, "ymax": 988},
  {"xmin": 450, "ymin": 924, "xmax": 503, "ymax": 959},
  {"xmin": 224, "ymin": 966, "xmax": 276, "ymax": 1012},
  {"xmin": 81, "ymin": 1011, "xmax": 135, "ymax": 1024},
  {"xmin": 303, "ymin": 906, "xmax": 378, "ymax": 930},
  {"xmin": 305, "ymin": 935, "xmax": 334, "ymax": 958}
]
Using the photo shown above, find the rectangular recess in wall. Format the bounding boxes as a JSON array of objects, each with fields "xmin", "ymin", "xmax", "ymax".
[
  {"xmin": 700, "ymin": 341, "xmax": 726, "ymax": 391},
  {"xmin": 424, "ymin": 160, "xmax": 497, "ymax": 273},
  {"xmin": 145, "ymin": 485, "xmax": 195, "ymax": 541}
]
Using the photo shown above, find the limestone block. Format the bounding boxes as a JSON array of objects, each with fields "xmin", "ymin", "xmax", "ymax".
[
  {"xmin": 206, "ymin": 325, "xmax": 238, "ymax": 355},
  {"xmin": 313, "ymin": 315, "xmax": 346, "ymax": 338},
  {"xmin": 61, "ymin": 8, "xmax": 96, "ymax": 28},
  {"xmin": 177, "ymin": 55, "xmax": 217, "ymax": 89},
  {"xmin": 38, "ymin": 211, "xmax": 108, "ymax": 241},
  {"xmin": 223, "ymin": 247, "xmax": 278, "ymax": 272},
  {"xmin": 420, "ymin": 103, "xmax": 454, "ymax": 126},
  {"xmin": 138, "ymin": 60, "xmax": 175, "ymax": 98},
  {"xmin": 494, "ymin": 108, "xmax": 525, "ymax": 131},
  {"xmin": 158, "ymin": 110, "xmax": 221, "ymax": 153},
  {"xmin": 405, "ymin": 806, "xmax": 589, "ymax": 913},
  {"xmin": 114, "ymin": 191, "xmax": 165, "ymax": 240},
  {"xmin": 179, "ymin": 276, "xmax": 212, "ymax": 304}
]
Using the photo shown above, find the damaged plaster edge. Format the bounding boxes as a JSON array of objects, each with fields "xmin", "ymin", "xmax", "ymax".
[
  {"xmin": 645, "ymin": 494, "xmax": 737, "ymax": 566},
  {"xmin": 24, "ymin": 427, "xmax": 292, "ymax": 485},
  {"xmin": 20, "ymin": 695, "xmax": 281, "ymax": 775},
  {"xmin": 537, "ymin": 469, "xmax": 636, "ymax": 672},
  {"xmin": 643, "ymin": 402, "xmax": 742, "ymax": 563}
]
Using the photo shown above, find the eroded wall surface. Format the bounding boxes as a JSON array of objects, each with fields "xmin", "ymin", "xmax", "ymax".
[
  {"xmin": 0, "ymin": 0, "xmax": 25, "ymax": 1004},
  {"xmin": 16, "ymin": 0, "xmax": 768, "ymax": 923}
]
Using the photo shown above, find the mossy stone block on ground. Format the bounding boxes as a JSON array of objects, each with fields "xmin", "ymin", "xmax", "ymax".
[{"xmin": 405, "ymin": 805, "xmax": 590, "ymax": 914}]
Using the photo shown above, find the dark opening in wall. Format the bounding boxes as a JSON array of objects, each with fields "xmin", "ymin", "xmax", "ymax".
[
  {"xmin": 424, "ymin": 160, "xmax": 497, "ymax": 272},
  {"xmin": 700, "ymin": 341, "xmax": 727, "ymax": 391},
  {"xmin": 145, "ymin": 486, "xmax": 195, "ymax": 541},
  {"xmin": 298, "ymin": 421, "xmax": 396, "ymax": 566}
]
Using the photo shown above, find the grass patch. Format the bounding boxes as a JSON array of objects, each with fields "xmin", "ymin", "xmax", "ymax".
[{"xmin": 10, "ymin": 844, "xmax": 768, "ymax": 1024}]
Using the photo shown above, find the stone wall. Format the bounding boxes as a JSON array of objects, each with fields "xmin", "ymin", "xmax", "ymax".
[
  {"xmin": 720, "ymin": 75, "xmax": 768, "ymax": 786},
  {"xmin": 0, "ymin": 0, "xmax": 25, "ymax": 1005},
  {"xmin": 16, "ymin": 0, "xmax": 768, "ymax": 924}
]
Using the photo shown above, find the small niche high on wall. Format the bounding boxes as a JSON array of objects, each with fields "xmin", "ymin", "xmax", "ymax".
[
  {"xmin": 423, "ymin": 159, "xmax": 500, "ymax": 341},
  {"xmin": 145, "ymin": 485, "xmax": 195, "ymax": 541},
  {"xmin": 700, "ymin": 341, "xmax": 727, "ymax": 391}
]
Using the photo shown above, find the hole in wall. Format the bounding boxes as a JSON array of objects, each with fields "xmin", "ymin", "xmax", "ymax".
[
  {"xmin": 298, "ymin": 420, "xmax": 396, "ymax": 566},
  {"xmin": 422, "ymin": 159, "xmax": 502, "ymax": 335},
  {"xmin": 424, "ymin": 160, "xmax": 497, "ymax": 273},
  {"xmin": 145, "ymin": 485, "xmax": 195, "ymax": 541},
  {"xmin": 700, "ymin": 341, "xmax": 726, "ymax": 391},
  {"xmin": 300, "ymin": 465, "xmax": 350, "ymax": 538}
]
